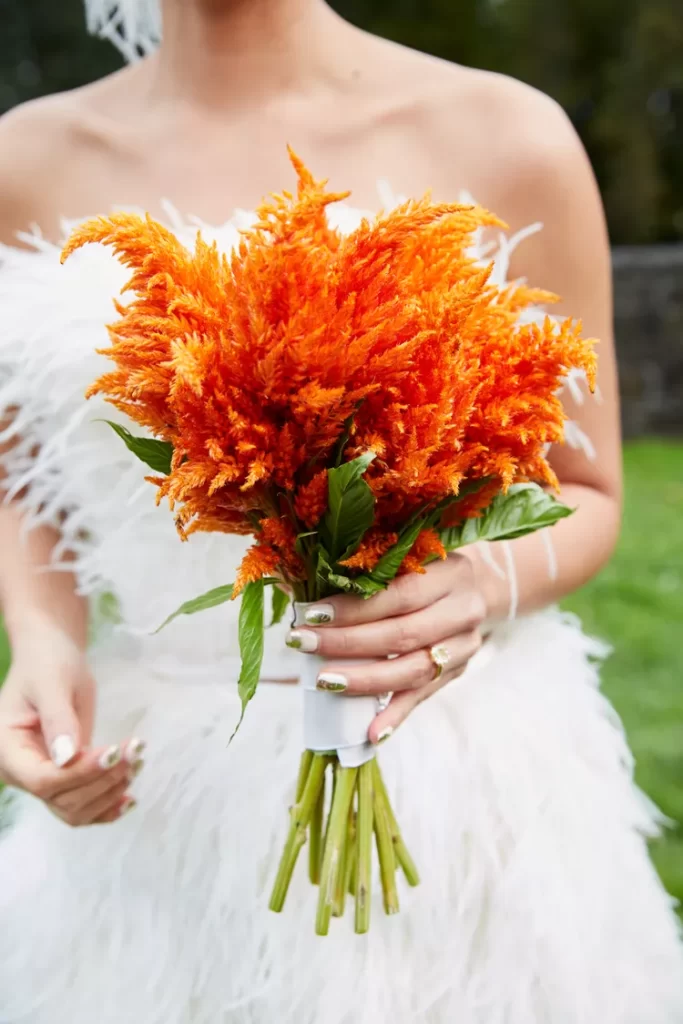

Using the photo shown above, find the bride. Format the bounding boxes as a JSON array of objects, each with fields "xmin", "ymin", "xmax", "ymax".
[{"xmin": 0, "ymin": 2, "xmax": 681, "ymax": 1022}]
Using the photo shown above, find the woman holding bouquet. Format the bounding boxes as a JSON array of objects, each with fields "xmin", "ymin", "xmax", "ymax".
[{"xmin": 0, "ymin": 1, "xmax": 681, "ymax": 1022}]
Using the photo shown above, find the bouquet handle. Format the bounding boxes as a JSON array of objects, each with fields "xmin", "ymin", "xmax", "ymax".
[
  {"xmin": 294, "ymin": 601, "xmax": 380, "ymax": 767},
  {"xmin": 269, "ymin": 605, "xmax": 419, "ymax": 934}
]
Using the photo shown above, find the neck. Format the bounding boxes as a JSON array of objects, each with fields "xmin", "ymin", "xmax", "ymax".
[{"xmin": 152, "ymin": 0, "xmax": 352, "ymax": 108}]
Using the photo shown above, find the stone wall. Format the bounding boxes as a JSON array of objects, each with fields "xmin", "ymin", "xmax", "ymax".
[{"xmin": 613, "ymin": 245, "xmax": 683, "ymax": 437}]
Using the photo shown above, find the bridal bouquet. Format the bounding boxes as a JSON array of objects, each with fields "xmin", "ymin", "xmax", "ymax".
[{"xmin": 63, "ymin": 152, "xmax": 596, "ymax": 934}]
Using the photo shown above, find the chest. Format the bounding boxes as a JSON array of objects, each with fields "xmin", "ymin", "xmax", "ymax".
[{"xmin": 58, "ymin": 97, "xmax": 501, "ymax": 227}]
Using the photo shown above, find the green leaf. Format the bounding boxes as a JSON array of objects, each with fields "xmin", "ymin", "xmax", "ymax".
[
  {"xmin": 155, "ymin": 584, "xmax": 234, "ymax": 633},
  {"xmin": 333, "ymin": 402, "xmax": 363, "ymax": 468},
  {"xmin": 234, "ymin": 579, "xmax": 266, "ymax": 732},
  {"xmin": 370, "ymin": 518, "xmax": 425, "ymax": 584},
  {"xmin": 316, "ymin": 548, "xmax": 333, "ymax": 593},
  {"xmin": 295, "ymin": 530, "xmax": 318, "ymax": 559},
  {"xmin": 323, "ymin": 518, "xmax": 427, "ymax": 600},
  {"xmin": 320, "ymin": 452, "xmax": 376, "ymax": 562},
  {"xmin": 269, "ymin": 584, "xmax": 290, "ymax": 627},
  {"xmin": 103, "ymin": 420, "xmax": 173, "ymax": 475},
  {"xmin": 441, "ymin": 484, "xmax": 573, "ymax": 550},
  {"xmin": 327, "ymin": 571, "xmax": 386, "ymax": 598}
]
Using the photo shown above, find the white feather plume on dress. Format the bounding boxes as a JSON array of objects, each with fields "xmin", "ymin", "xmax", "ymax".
[
  {"xmin": 0, "ymin": 197, "xmax": 682, "ymax": 1023},
  {"xmin": 84, "ymin": 0, "xmax": 161, "ymax": 61}
]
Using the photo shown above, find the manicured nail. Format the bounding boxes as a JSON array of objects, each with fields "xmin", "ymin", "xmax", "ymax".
[
  {"xmin": 130, "ymin": 758, "xmax": 144, "ymax": 779},
  {"xmin": 316, "ymin": 672, "xmax": 348, "ymax": 693},
  {"xmin": 119, "ymin": 798, "xmax": 137, "ymax": 817},
  {"xmin": 304, "ymin": 604, "xmax": 335, "ymax": 626},
  {"xmin": 285, "ymin": 629, "xmax": 320, "ymax": 653},
  {"xmin": 50, "ymin": 735, "xmax": 76, "ymax": 768},
  {"xmin": 98, "ymin": 744, "xmax": 121, "ymax": 770},
  {"xmin": 376, "ymin": 727, "xmax": 394, "ymax": 745},
  {"xmin": 124, "ymin": 738, "xmax": 146, "ymax": 764}
]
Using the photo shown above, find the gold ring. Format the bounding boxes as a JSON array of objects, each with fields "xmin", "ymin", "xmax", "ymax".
[{"xmin": 428, "ymin": 644, "xmax": 450, "ymax": 680}]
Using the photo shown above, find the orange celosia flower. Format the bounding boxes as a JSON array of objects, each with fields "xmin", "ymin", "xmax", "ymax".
[
  {"xmin": 259, "ymin": 516, "xmax": 306, "ymax": 583},
  {"xmin": 408, "ymin": 529, "xmax": 447, "ymax": 565},
  {"xmin": 294, "ymin": 470, "xmax": 328, "ymax": 529},
  {"xmin": 339, "ymin": 531, "xmax": 399, "ymax": 572},
  {"xmin": 233, "ymin": 544, "xmax": 280, "ymax": 598},
  {"xmin": 63, "ymin": 150, "xmax": 596, "ymax": 587},
  {"xmin": 440, "ymin": 480, "xmax": 503, "ymax": 528}
]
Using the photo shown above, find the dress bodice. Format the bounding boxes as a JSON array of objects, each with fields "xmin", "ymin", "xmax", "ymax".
[{"xmin": 0, "ymin": 191, "xmax": 576, "ymax": 677}]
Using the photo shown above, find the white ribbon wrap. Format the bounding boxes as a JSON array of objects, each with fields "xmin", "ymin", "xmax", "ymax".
[{"xmin": 294, "ymin": 603, "xmax": 378, "ymax": 768}]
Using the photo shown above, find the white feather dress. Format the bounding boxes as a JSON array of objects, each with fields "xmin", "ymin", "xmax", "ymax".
[{"xmin": 0, "ymin": 198, "xmax": 681, "ymax": 1024}]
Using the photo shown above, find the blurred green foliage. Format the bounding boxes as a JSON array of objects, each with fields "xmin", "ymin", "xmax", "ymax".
[
  {"xmin": 0, "ymin": 0, "xmax": 681, "ymax": 244},
  {"xmin": 336, "ymin": 0, "xmax": 683, "ymax": 244},
  {"xmin": 564, "ymin": 440, "xmax": 683, "ymax": 908}
]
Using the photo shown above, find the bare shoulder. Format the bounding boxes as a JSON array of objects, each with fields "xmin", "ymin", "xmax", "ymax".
[
  {"xmin": 0, "ymin": 95, "xmax": 75, "ymax": 242},
  {"xmin": 398, "ymin": 59, "xmax": 610, "ymax": 291},
  {"xmin": 358, "ymin": 36, "xmax": 599, "ymax": 217},
  {"xmin": 0, "ymin": 68, "xmax": 138, "ymax": 244},
  {"xmin": 437, "ymin": 68, "xmax": 599, "ymax": 209},
  {"xmin": 417, "ymin": 62, "xmax": 602, "ymax": 225}
]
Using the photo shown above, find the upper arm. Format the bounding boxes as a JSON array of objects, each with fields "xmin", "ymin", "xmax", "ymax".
[
  {"xmin": 0, "ymin": 98, "xmax": 74, "ymax": 246},
  {"xmin": 0, "ymin": 99, "xmax": 73, "ymax": 475},
  {"xmin": 501, "ymin": 91, "xmax": 621, "ymax": 505}
]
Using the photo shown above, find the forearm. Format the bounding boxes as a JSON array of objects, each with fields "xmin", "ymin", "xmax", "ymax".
[
  {"xmin": 468, "ymin": 484, "xmax": 621, "ymax": 623},
  {"xmin": 0, "ymin": 503, "xmax": 88, "ymax": 650}
]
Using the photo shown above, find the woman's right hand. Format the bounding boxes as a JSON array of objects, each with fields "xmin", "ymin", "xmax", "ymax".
[{"xmin": 0, "ymin": 613, "xmax": 142, "ymax": 825}]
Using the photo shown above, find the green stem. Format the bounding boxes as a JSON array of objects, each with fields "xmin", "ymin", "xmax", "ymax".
[
  {"xmin": 354, "ymin": 761, "xmax": 374, "ymax": 934},
  {"xmin": 316, "ymin": 764, "xmax": 358, "ymax": 936},
  {"xmin": 371, "ymin": 759, "xmax": 420, "ymax": 887},
  {"xmin": 372, "ymin": 764, "xmax": 400, "ymax": 915},
  {"xmin": 269, "ymin": 753, "xmax": 326, "ymax": 913},
  {"xmin": 295, "ymin": 749, "xmax": 314, "ymax": 802},
  {"xmin": 346, "ymin": 808, "xmax": 358, "ymax": 897},
  {"xmin": 309, "ymin": 760, "xmax": 326, "ymax": 885},
  {"xmin": 332, "ymin": 787, "xmax": 356, "ymax": 917}
]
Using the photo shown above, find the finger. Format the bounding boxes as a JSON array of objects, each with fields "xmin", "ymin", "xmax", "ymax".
[
  {"xmin": 367, "ymin": 632, "xmax": 481, "ymax": 744},
  {"xmin": 92, "ymin": 796, "xmax": 137, "ymax": 826},
  {"xmin": 50, "ymin": 736, "xmax": 145, "ymax": 795},
  {"xmin": 296, "ymin": 558, "xmax": 462, "ymax": 629},
  {"xmin": 34, "ymin": 663, "xmax": 96, "ymax": 767},
  {"xmin": 315, "ymin": 629, "xmax": 482, "ymax": 696},
  {"xmin": 39, "ymin": 685, "xmax": 82, "ymax": 769},
  {"xmin": 73, "ymin": 679, "xmax": 96, "ymax": 751},
  {"xmin": 288, "ymin": 590, "xmax": 485, "ymax": 660},
  {"xmin": 50, "ymin": 757, "xmax": 135, "ymax": 812},
  {"xmin": 3, "ymin": 738, "xmax": 130, "ymax": 802},
  {"xmin": 52, "ymin": 779, "xmax": 132, "ymax": 828},
  {"xmin": 367, "ymin": 688, "xmax": 422, "ymax": 745},
  {"xmin": 48, "ymin": 743, "xmax": 127, "ymax": 796}
]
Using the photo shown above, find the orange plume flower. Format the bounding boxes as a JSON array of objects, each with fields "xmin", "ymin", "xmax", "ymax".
[
  {"xmin": 339, "ymin": 531, "xmax": 399, "ymax": 572},
  {"xmin": 294, "ymin": 470, "xmax": 329, "ymax": 529},
  {"xmin": 64, "ymin": 151, "xmax": 596, "ymax": 588}
]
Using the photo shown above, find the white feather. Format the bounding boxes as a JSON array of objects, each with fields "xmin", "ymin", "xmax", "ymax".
[
  {"xmin": 83, "ymin": 0, "xmax": 161, "ymax": 60},
  {"xmin": 1, "ymin": 198, "xmax": 682, "ymax": 1023}
]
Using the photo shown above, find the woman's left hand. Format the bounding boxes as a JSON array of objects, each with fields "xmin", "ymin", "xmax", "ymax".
[{"xmin": 285, "ymin": 554, "xmax": 486, "ymax": 743}]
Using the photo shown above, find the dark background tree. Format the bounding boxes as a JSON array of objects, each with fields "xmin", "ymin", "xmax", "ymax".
[{"xmin": 1, "ymin": 0, "xmax": 681, "ymax": 244}]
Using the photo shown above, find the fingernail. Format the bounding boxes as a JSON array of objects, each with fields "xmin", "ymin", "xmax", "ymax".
[
  {"xmin": 98, "ymin": 744, "xmax": 121, "ymax": 770},
  {"xmin": 304, "ymin": 604, "xmax": 335, "ymax": 626},
  {"xmin": 124, "ymin": 738, "xmax": 146, "ymax": 764},
  {"xmin": 130, "ymin": 758, "xmax": 144, "ymax": 779},
  {"xmin": 119, "ymin": 798, "xmax": 137, "ymax": 817},
  {"xmin": 376, "ymin": 727, "xmax": 394, "ymax": 745},
  {"xmin": 316, "ymin": 672, "xmax": 348, "ymax": 693},
  {"xmin": 285, "ymin": 629, "xmax": 319, "ymax": 653},
  {"xmin": 50, "ymin": 735, "xmax": 76, "ymax": 768}
]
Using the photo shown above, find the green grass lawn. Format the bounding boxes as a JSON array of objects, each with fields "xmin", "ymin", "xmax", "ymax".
[
  {"xmin": 563, "ymin": 439, "xmax": 683, "ymax": 906},
  {"xmin": 0, "ymin": 439, "xmax": 681, "ymax": 903}
]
